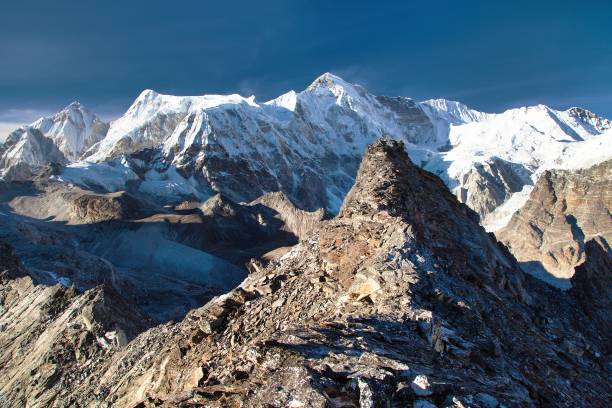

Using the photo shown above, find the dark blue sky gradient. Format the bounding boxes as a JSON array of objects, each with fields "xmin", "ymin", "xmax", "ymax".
[{"xmin": 1, "ymin": 0, "xmax": 611, "ymax": 121}]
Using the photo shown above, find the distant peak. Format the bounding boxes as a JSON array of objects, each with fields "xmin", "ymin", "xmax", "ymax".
[
  {"xmin": 564, "ymin": 106, "xmax": 612, "ymax": 132},
  {"xmin": 420, "ymin": 98, "xmax": 489, "ymax": 124},
  {"xmin": 307, "ymin": 72, "xmax": 350, "ymax": 91},
  {"xmin": 423, "ymin": 98, "xmax": 470, "ymax": 110},
  {"xmin": 531, "ymin": 104, "xmax": 550, "ymax": 111},
  {"xmin": 264, "ymin": 90, "xmax": 297, "ymax": 111},
  {"xmin": 136, "ymin": 89, "xmax": 160, "ymax": 100},
  {"xmin": 62, "ymin": 101, "xmax": 92, "ymax": 114}
]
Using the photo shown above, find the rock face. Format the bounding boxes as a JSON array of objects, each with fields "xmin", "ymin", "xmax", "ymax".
[
  {"xmin": 455, "ymin": 157, "xmax": 532, "ymax": 218},
  {"xmin": 0, "ymin": 241, "xmax": 150, "ymax": 406},
  {"xmin": 71, "ymin": 191, "xmax": 140, "ymax": 223},
  {"xmin": 497, "ymin": 160, "xmax": 612, "ymax": 284},
  {"xmin": 570, "ymin": 238, "xmax": 612, "ymax": 336},
  {"xmin": 4, "ymin": 140, "xmax": 608, "ymax": 407}
]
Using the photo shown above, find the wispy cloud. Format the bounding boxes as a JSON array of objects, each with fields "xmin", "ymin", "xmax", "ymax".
[{"xmin": 0, "ymin": 108, "xmax": 51, "ymax": 123}]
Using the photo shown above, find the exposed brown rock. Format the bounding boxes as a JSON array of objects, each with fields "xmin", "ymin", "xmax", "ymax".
[
  {"xmin": 249, "ymin": 191, "xmax": 325, "ymax": 240},
  {"xmin": 71, "ymin": 191, "xmax": 140, "ymax": 223},
  {"xmin": 0, "ymin": 253, "xmax": 149, "ymax": 406},
  {"xmin": 497, "ymin": 160, "xmax": 612, "ymax": 282}
]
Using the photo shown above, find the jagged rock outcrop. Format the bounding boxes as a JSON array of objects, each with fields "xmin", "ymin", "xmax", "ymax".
[
  {"xmin": 249, "ymin": 191, "xmax": 325, "ymax": 240},
  {"xmin": 10, "ymin": 140, "xmax": 607, "ymax": 407},
  {"xmin": 0, "ymin": 241, "xmax": 149, "ymax": 407},
  {"xmin": 497, "ymin": 160, "xmax": 612, "ymax": 283},
  {"xmin": 71, "ymin": 191, "xmax": 140, "ymax": 223}
]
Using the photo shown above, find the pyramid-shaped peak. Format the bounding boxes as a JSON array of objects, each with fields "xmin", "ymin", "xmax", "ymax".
[
  {"xmin": 339, "ymin": 138, "xmax": 480, "ymax": 222},
  {"xmin": 339, "ymin": 138, "xmax": 521, "ymax": 291},
  {"xmin": 59, "ymin": 101, "xmax": 95, "ymax": 117},
  {"xmin": 339, "ymin": 139, "xmax": 419, "ymax": 218},
  {"xmin": 307, "ymin": 72, "xmax": 353, "ymax": 92},
  {"xmin": 66, "ymin": 101, "xmax": 84, "ymax": 109}
]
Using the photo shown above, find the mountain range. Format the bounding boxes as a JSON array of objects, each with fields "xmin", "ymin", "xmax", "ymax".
[
  {"xmin": 2, "ymin": 73, "xmax": 610, "ymax": 230},
  {"xmin": 0, "ymin": 74, "xmax": 610, "ymax": 407}
]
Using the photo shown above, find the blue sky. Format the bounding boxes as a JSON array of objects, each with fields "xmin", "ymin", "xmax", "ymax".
[{"xmin": 1, "ymin": 0, "xmax": 611, "ymax": 129}]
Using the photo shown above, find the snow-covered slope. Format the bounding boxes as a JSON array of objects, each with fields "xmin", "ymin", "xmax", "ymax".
[
  {"xmin": 82, "ymin": 74, "xmax": 438, "ymax": 210},
  {"xmin": 422, "ymin": 103, "xmax": 612, "ymax": 228},
  {"xmin": 0, "ymin": 102, "xmax": 109, "ymax": 181},
  {"xmin": 12, "ymin": 73, "xmax": 612, "ymax": 231},
  {"xmin": 85, "ymin": 90, "xmax": 255, "ymax": 162},
  {"xmin": 30, "ymin": 101, "xmax": 109, "ymax": 160},
  {"xmin": 0, "ymin": 127, "xmax": 66, "ymax": 181}
]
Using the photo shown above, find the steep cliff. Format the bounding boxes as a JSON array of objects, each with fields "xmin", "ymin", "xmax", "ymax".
[{"xmin": 497, "ymin": 160, "xmax": 611, "ymax": 285}]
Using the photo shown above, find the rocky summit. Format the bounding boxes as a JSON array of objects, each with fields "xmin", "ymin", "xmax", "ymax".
[{"xmin": 1, "ymin": 140, "xmax": 609, "ymax": 407}]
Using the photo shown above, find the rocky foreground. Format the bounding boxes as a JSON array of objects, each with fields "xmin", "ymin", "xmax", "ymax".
[{"xmin": 0, "ymin": 140, "xmax": 609, "ymax": 407}]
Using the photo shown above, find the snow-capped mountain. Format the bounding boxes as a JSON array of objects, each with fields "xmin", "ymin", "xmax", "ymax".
[
  {"xmin": 30, "ymin": 101, "xmax": 109, "ymax": 160},
  {"xmin": 6, "ymin": 73, "xmax": 612, "ymax": 231},
  {"xmin": 421, "ymin": 103, "xmax": 612, "ymax": 228},
  {"xmin": 0, "ymin": 102, "xmax": 108, "ymax": 181},
  {"xmin": 79, "ymin": 74, "xmax": 438, "ymax": 210},
  {"xmin": 0, "ymin": 127, "xmax": 67, "ymax": 181}
]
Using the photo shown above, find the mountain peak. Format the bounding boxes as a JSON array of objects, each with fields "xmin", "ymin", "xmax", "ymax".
[
  {"xmin": 420, "ymin": 98, "xmax": 489, "ymax": 124},
  {"xmin": 66, "ymin": 101, "xmax": 84, "ymax": 110},
  {"xmin": 58, "ymin": 101, "xmax": 96, "ymax": 118},
  {"xmin": 339, "ymin": 139, "xmax": 413, "ymax": 218},
  {"xmin": 135, "ymin": 89, "xmax": 161, "ymax": 102},
  {"xmin": 306, "ymin": 72, "xmax": 352, "ymax": 92},
  {"xmin": 565, "ymin": 106, "xmax": 612, "ymax": 132},
  {"xmin": 340, "ymin": 139, "xmax": 519, "ymax": 280},
  {"xmin": 340, "ymin": 138, "xmax": 461, "ymax": 220}
]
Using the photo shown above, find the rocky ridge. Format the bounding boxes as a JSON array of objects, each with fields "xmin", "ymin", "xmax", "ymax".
[
  {"xmin": 2, "ymin": 140, "xmax": 608, "ymax": 407},
  {"xmin": 0, "ymin": 241, "xmax": 150, "ymax": 406}
]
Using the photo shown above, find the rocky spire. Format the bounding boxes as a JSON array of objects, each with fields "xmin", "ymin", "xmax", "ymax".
[{"xmin": 340, "ymin": 139, "xmax": 523, "ymax": 295}]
